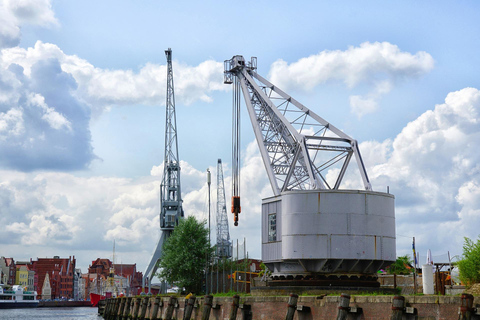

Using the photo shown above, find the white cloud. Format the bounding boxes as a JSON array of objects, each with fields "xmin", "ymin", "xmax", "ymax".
[
  {"xmin": 0, "ymin": 0, "xmax": 57, "ymax": 49},
  {"xmin": 268, "ymin": 42, "xmax": 434, "ymax": 117}
]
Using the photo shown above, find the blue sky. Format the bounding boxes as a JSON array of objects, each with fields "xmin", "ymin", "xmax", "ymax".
[{"xmin": 1, "ymin": 0, "xmax": 480, "ymax": 273}]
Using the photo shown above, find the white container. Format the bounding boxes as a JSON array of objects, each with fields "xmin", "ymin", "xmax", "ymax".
[{"xmin": 422, "ymin": 264, "xmax": 434, "ymax": 294}]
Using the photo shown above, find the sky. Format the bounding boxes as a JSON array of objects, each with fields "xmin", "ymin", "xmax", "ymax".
[{"xmin": 1, "ymin": 0, "xmax": 480, "ymax": 274}]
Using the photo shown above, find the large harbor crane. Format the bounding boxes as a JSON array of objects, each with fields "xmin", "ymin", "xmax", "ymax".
[
  {"xmin": 216, "ymin": 159, "xmax": 231, "ymax": 258},
  {"xmin": 224, "ymin": 56, "xmax": 395, "ymax": 284},
  {"xmin": 143, "ymin": 48, "xmax": 184, "ymax": 291}
]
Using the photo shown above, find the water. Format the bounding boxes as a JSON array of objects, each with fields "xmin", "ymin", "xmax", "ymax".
[{"xmin": 0, "ymin": 307, "xmax": 102, "ymax": 320}]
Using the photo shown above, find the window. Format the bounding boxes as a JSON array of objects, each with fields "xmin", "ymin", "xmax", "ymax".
[{"xmin": 268, "ymin": 213, "xmax": 277, "ymax": 242}]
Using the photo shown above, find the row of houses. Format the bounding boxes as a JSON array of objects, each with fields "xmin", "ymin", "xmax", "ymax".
[{"xmin": 0, "ymin": 256, "xmax": 143, "ymax": 300}]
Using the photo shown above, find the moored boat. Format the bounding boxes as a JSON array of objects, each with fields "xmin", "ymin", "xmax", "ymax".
[{"xmin": 0, "ymin": 284, "xmax": 39, "ymax": 308}]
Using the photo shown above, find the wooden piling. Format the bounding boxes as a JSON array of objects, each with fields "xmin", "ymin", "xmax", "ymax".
[
  {"xmin": 98, "ymin": 299, "xmax": 106, "ymax": 316},
  {"xmin": 103, "ymin": 299, "xmax": 111, "ymax": 319},
  {"xmin": 336, "ymin": 293, "xmax": 350, "ymax": 320},
  {"xmin": 201, "ymin": 295, "xmax": 213, "ymax": 320},
  {"xmin": 109, "ymin": 298, "xmax": 119, "ymax": 320},
  {"xmin": 165, "ymin": 296, "xmax": 178, "ymax": 320},
  {"xmin": 391, "ymin": 295, "xmax": 405, "ymax": 320},
  {"xmin": 459, "ymin": 293, "xmax": 474, "ymax": 320},
  {"xmin": 122, "ymin": 297, "xmax": 132, "ymax": 320},
  {"xmin": 118, "ymin": 297, "xmax": 126, "ymax": 319},
  {"xmin": 150, "ymin": 297, "xmax": 161, "ymax": 320},
  {"xmin": 229, "ymin": 295, "xmax": 240, "ymax": 320},
  {"xmin": 132, "ymin": 297, "xmax": 142, "ymax": 320},
  {"xmin": 285, "ymin": 293, "xmax": 298, "ymax": 320},
  {"xmin": 139, "ymin": 297, "xmax": 149, "ymax": 320},
  {"xmin": 183, "ymin": 295, "xmax": 196, "ymax": 320}
]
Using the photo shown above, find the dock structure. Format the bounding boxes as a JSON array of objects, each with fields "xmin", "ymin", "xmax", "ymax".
[{"xmin": 99, "ymin": 294, "xmax": 479, "ymax": 319}]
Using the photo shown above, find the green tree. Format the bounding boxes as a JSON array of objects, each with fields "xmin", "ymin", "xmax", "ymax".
[
  {"xmin": 156, "ymin": 216, "xmax": 214, "ymax": 293},
  {"xmin": 387, "ymin": 255, "xmax": 413, "ymax": 275},
  {"xmin": 458, "ymin": 236, "xmax": 480, "ymax": 286}
]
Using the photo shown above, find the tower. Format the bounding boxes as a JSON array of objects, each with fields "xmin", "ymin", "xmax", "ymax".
[{"xmin": 143, "ymin": 48, "xmax": 184, "ymax": 290}]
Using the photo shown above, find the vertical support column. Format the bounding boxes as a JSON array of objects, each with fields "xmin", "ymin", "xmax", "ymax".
[
  {"xmin": 165, "ymin": 296, "xmax": 178, "ymax": 320},
  {"xmin": 229, "ymin": 295, "xmax": 240, "ymax": 320},
  {"xmin": 459, "ymin": 293, "xmax": 474, "ymax": 320},
  {"xmin": 391, "ymin": 296, "xmax": 405, "ymax": 320},
  {"xmin": 285, "ymin": 293, "xmax": 298, "ymax": 320},
  {"xmin": 336, "ymin": 293, "xmax": 350, "ymax": 320},
  {"xmin": 202, "ymin": 295, "xmax": 213, "ymax": 320},
  {"xmin": 183, "ymin": 295, "xmax": 196, "ymax": 320}
]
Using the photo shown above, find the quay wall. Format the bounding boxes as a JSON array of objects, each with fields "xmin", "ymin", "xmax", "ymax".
[{"xmin": 100, "ymin": 294, "xmax": 478, "ymax": 319}]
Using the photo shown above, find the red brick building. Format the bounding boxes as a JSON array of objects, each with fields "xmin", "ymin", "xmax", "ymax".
[
  {"xmin": 32, "ymin": 256, "xmax": 76, "ymax": 299},
  {"xmin": 88, "ymin": 259, "xmax": 143, "ymax": 295}
]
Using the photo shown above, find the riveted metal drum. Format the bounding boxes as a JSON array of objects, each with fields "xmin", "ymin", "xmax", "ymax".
[{"xmin": 262, "ymin": 190, "xmax": 395, "ymax": 278}]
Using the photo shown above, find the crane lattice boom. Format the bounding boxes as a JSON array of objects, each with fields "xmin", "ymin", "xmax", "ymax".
[{"xmin": 224, "ymin": 55, "xmax": 371, "ymax": 198}]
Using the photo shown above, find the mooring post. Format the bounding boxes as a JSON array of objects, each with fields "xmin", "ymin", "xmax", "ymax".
[
  {"xmin": 391, "ymin": 295, "xmax": 405, "ymax": 320},
  {"xmin": 165, "ymin": 296, "xmax": 177, "ymax": 320},
  {"xmin": 336, "ymin": 293, "xmax": 351, "ymax": 320},
  {"xmin": 285, "ymin": 293, "xmax": 298, "ymax": 320},
  {"xmin": 229, "ymin": 295, "xmax": 240, "ymax": 320},
  {"xmin": 459, "ymin": 293, "xmax": 474, "ymax": 320},
  {"xmin": 183, "ymin": 295, "xmax": 196, "ymax": 320},
  {"xmin": 201, "ymin": 295, "xmax": 213, "ymax": 320}
]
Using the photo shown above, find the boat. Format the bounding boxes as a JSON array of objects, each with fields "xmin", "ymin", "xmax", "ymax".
[
  {"xmin": 0, "ymin": 284, "xmax": 39, "ymax": 308},
  {"xmin": 89, "ymin": 292, "xmax": 105, "ymax": 307}
]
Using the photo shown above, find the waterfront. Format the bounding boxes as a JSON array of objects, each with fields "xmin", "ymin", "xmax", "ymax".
[{"xmin": 0, "ymin": 307, "xmax": 101, "ymax": 319}]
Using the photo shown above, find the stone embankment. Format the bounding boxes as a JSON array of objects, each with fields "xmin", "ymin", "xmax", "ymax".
[{"xmin": 99, "ymin": 293, "xmax": 480, "ymax": 319}]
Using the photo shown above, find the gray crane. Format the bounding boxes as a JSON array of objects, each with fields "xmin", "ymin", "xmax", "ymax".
[
  {"xmin": 143, "ymin": 48, "xmax": 184, "ymax": 292},
  {"xmin": 224, "ymin": 55, "xmax": 395, "ymax": 284},
  {"xmin": 216, "ymin": 159, "xmax": 231, "ymax": 259}
]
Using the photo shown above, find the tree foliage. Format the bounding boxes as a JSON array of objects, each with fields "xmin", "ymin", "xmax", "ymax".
[
  {"xmin": 386, "ymin": 255, "xmax": 413, "ymax": 275},
  {"xmin": 458, "ymin": 236, "xmax": 480, "ymax": 286},
  {"xmin": 157, "ymin": 216, "xmax": 214, "ymax": 293}
]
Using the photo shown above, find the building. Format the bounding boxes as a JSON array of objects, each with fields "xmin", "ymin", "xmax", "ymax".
[
  {"xmin": 32, "ymin": 256, "xmax": 76, "ymax": 299},
  {"xmin": 0, "ymin": 257, "xmax": 16, "ymax": 285},
  {"xmin": 16, "ymin": 261, "xmax": 35, "ymax": 291},
  {"xmin": 88, "ymin": 259, "xmax": 143, "ymax": 296},
  {"xmin": 73, "ymin": 268, "xmax": 85, "ymax": 300},
  {"xmin": 41, "ymin": 273, "xmax": 52, "ymax": 300}
]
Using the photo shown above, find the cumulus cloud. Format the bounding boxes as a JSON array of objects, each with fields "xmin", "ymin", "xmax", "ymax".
[
  {"xmin": 357, "ymin": 87, "xmax": 480, "ymax": 257},
  {"xmin": 268, "ymin": 42, "xmax": 434, "ymax": 117},
  {"xmin": 0, "ymin": 0, "xmax": 57, "ymax": 49},
  {"xmin": 0, "ymin": 39, "xmax": 227, "ymax": 171}
]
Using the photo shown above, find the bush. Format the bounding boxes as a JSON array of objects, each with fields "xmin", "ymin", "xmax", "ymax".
[{"xmin": 458, "ymin": 236, "xmax": 480, "ymax": 286}]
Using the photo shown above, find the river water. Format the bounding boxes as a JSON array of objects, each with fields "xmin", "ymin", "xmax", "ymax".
[{"xmin": 0, "ymin": 307, "xmax": 102, "ymax": 319}]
